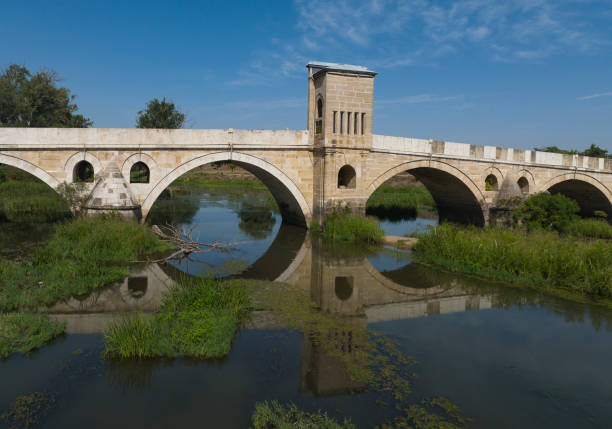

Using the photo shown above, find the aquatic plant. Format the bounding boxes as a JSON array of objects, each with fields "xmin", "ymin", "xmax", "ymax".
[
  {"xmin": 251, "ymin": 401, "xmax": 354, "ymax": 429},
  {"xmin": 0, "ymin": 313, "xmax": 65, "ymax": 358},
  {"xmin": 414, "ymin": 223, "xmax": 612, "ymax": 298},
  {"xmin": 0, "ymin": 391, "xmax": 57, "ymax": 429},
  {"xmin": 104, "ymin": 277, "xmax": 252, "ymax": 358},
  {"xmin": 0, "ymin": 216, "xmax": 173, "ymax": 311},
  {"xmin": 318, "ymin": 207, "xmax": 384, "ymax": 244}
]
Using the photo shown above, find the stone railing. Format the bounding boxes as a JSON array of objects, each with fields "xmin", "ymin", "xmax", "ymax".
[{"xmin": 372, "ymin": 134, "xmax": 612, "ymax": 171}]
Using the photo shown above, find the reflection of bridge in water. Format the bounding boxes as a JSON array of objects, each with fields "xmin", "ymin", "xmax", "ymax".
[{"xmin": 47, "ymin": 228, "xmax": 494, "ymax": 333}]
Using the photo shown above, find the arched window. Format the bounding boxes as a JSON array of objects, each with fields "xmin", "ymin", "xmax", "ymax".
[
  {"xmin": 73, "ymin": 160, "xmax": 94, "ymax": 183},
  {"xmin": 338, "ymin": 165, "xmax": 356, "ymax": 189},
  {"xmin": 517, "ymin": 177, "xmax": 529, "ymax": 194},
  {"xmin": 130, "ymin": 161, "xmax": 150, "ymax": 183},
  {"xmin": 315, "ymin": 97, "xmax": 323, "ymax": 134},
  {"xmin": 485, "ymin": 174, "xmax": 498, "ymax": 191}
]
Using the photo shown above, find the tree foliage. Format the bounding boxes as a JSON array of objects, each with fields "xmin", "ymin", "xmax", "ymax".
[
  {"xmin": 514, "ymin": 192, "xmax": 580, "ymax": 232},
  {"xmin": 535, "ymin": 144, "xmax": 610, "ymax": 158},
  {"xmin": 0, "ymin": 64, "xmax": 92, "ymax": 128},
  {"xmin": 136, "ymin": 97, "xmax": 186, "ymax": 129}
]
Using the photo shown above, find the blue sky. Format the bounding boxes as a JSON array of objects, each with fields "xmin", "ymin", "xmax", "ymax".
[{"xmin": 2, "ymin": 0, "xmax": 611, "ymax": 151}]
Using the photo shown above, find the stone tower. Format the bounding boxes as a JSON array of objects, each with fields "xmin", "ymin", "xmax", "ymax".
[{"xmin": 306, "ymin": 62, "xmax": 377, "ymax": 222}]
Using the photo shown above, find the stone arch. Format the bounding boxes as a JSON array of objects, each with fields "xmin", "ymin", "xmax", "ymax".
[
  {"xmin": 121, "ymin": 152, "xmax": 158, "ymax": 184},
  {"xmin": 129, "ymin": 162, "xmax": 150, "ymax": 184},
  {"xmin": 0, "ymin": 153, "xmax": 61, "ymax": 190},
  {"xmin": 485, "ymin": 173, "xmax": 499, "ymax": 191},
  {"xmin": 141, "ymin": 151, "xmax": 311, "ymax": 226},
  {"xmin": 517, "ymin": 176, "xmax": 529, "ymax": 194},
  {"xmin": 540, "ymin": 173, "xmax": 612, "ymax": 218},
  {"xmin": 367, "ymin": 159, "xmax": 487, "ymax": 225},
  {"xmin": 338, "ymin": 164, "xmax": 356, "ymax": 189},
  {"xmin": 64, "ymin": 152, "xmax": 102, "ymax": 184}
]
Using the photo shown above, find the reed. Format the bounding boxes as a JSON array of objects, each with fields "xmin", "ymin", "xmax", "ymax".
[
  {"xmin": 0, "ymin": 180, "xmax": 71, "ymax": 223},
  {"xmin": 319, "ymin": 208, "xmax": 384, "ymax": 244},
  {"xmin": 414, "ymin": 224, "xmax": 612, "ymax": 298}
]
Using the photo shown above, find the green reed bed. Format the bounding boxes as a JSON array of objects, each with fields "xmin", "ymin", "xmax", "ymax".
[
  {"xmin": 0, "ymin": 216, "xmax": 172, "ymax": 311},
  {"xmin": 366, "ymin": 186, "xmax": 435, "ymax": 220},
  {"xmin": 313, "ymin": 208, "xmax": 384, "ymax": 244},
  {"xmin": 0, "ymin": 313, "xmax": 65, "ymax": 358},
  {"xmin": 104, "ymin": 277, "xmax": 252, "ymax": 359},
  {"xmin": 0, "ymin": 180, "xmax": 71, "ymax": 223},
  {"xmin": 250, "ymin": 401, "xmax": 354, "ymax": 429},
  {"xmin": 414, "ymin": 224, "xmax": 612, "ymax": 298},
  {"xmin": 565, "ymin": 218, "xmax": 612, "ymax": 239}
]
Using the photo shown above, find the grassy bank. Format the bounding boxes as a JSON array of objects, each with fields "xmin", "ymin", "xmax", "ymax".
[
  {"xmin": 251, "ymin": 401, "xmax": 354, "ymax": 429},
  {"xmin": 0, "ymin": 180, "xmax": 71, "ymax": 223},
  {"xmin": 104, "ymin": 277, "xmax": 252, "ymax": 358},
  {"xmin": 0, "ymin": 216, "xmax": 172, "ymax": 311},
  {"xmin": 312, "ymin": 208, "xmax": 384, "ymax": 244},
  {"xmin": 366, "ymin": 186, "xmax": 435, "ymax": 220},
  {"xmin": 0, "ymin": 313, "xmax": 65, "ymax": 358},
  {"xmin": 414, "ymin": 224, "xmax": 612, "ymax": 298}
]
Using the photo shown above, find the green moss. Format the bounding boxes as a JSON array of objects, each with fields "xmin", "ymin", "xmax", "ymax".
[
  {"xmin": 0, "ymin": 216, "xmax": 173, "ymax": 311},
  {"xmin": 251, "ymin": 401, "xmax": 354, "ymax": 429},
  {"xmin": 0, "ymin": 313, "xmax": 65, "ymax": 358},
  {"xmin": 414, "ymin": 224, "xmax": 612, "ymax": 298},
  {"xmin": 104, "ymin": 277, "xmax": 252, "ymax": 358}
]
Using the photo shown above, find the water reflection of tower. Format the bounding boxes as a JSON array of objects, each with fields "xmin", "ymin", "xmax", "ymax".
[{"xmin": 300, "ymin": 239, "xmax": 367, "ymax": 395}]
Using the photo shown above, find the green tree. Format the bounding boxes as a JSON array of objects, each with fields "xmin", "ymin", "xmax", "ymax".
[
  {"xmin": 136, "ymin": 97, "xmax": 186, "ymax": 129},
  {"xmin": 514, "ymin": 193, "xmax": 580, "ymax": 232},
  {"xmin": 582, "ymin": 144, "xmax": 609, "ymax": 158},
  {"xmin": 0, "ymin": 64, "xmax": 92, "ymax": 128}
]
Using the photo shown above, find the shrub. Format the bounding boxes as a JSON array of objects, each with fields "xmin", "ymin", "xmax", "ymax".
[{"xmin": 514, "ymin": 193, "xmax": 580, "ymax": 232}]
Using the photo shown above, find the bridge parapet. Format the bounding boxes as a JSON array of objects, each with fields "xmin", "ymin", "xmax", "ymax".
[{"xmin": 372, "ymin": 134, "xmax": 611, "ymax": 172}]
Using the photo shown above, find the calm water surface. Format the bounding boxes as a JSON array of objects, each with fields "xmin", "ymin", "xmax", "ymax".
[{"xmin": 2, "ymin": 186, "xmax": 612, "ymax": 428}]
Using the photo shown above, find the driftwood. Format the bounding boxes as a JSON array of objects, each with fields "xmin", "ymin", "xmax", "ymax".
[{"xmin": 148, "ymin": 224, "xmax": 234, "ymax": 263}]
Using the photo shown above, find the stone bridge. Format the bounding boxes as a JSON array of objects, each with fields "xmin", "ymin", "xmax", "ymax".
[{"xmin": 1, "ymin": 61, "xmax": 611, "ymax": 225}]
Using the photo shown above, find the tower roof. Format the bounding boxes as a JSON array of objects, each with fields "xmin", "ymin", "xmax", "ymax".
[{"xmin": 306, "ymin": 61, "xmax": 377, "ymax": 76}]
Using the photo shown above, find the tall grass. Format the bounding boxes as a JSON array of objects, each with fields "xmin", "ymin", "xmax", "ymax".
[
  {"xmin": 251, "ymin": 401, "xmax": 354, "ymax": 429},
  {"xmin": 0, "ymin": 180, "xmax": 71, "ymax": 223},
  {"xmin": 104, "ymin": 277, "xmax": 252, "ymax": 359},
  {"xmin": 0, "ymin": 216, "xmax": 173, "ymax": 311},
  {"xmin": 565, "ymin": 219, "xmax": 612, "ymax": 239},
  {"xmin": 366, "ymin": 186, "xmax": 435, "ymax": 221},
  {"xmin": 318, "ymin": 208, "xmax": 384, "ymax": 244},
  {"xmin": 414, "ymin": 224, "xmax": 612, "ymax": 298},
  {"xmin": 0, "ymin": 313, "xmax": 65, "ymax": 358}
]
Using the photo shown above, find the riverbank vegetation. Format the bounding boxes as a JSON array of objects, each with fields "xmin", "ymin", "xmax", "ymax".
[
  {"xmin": 104, "ymin": 277, "xmax": 252, "ymax": 358},
  {"xmin": 366, "ymin": 186, "xmax": 435, "ymax": 220},
  {"xmin": 0, "ymin": 216, "xmax": 172, "ymax": 311},
  {"xmin": 0, "ymin": 165, "xmax": 71, "ymax": 223},
  {"xmin": 311, "ymin": 207, "xmax": 384, "ymax": 244},
  {"xmin": 0, "ymin": 313, "xmax": 65, "ymax": 359}
]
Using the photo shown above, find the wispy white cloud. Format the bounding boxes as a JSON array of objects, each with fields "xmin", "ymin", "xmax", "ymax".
[{"xmin": 578, "ymin": 91, "xmax": 612, "ymax": 100}]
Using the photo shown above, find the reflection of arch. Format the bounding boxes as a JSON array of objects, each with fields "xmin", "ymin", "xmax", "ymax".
[
  {"xmin": 367, "ymin": 159, "xmax": 486, "ymax": 225},
  {"xmin": 338, "ymin": 165, "xmax": 356, "ymax": 189},
  {"xmin": 362, "ymin": 259, "xmax": 447, "ymax": 296},
  {"xmin": 141, "ymin": 152, "xmax": 311, "ymax": 226},
  {"xmin": 540, "ymin": 173, "xmax": 612, "ymax": 217},
  {"xmin": 64, "ymin": 152, "xmax": 102, "ymax": 184},
  {"xmin": 0, "ymin": 153, "xmax": 60, "ymax": 189}
]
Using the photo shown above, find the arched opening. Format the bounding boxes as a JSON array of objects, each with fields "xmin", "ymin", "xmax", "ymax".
[
  {"xmin": 130, "ymin": 162, "xmax": 150, "ymax": 184},
  {"xmin": 338, "ymin": 165, "xmax": 356, "ymax": 189},
  {"xmin": 73, "ymin": 160, "xmax": 94, "ymax": 183},
  {"xmin": 485, "ymin": 174, "xmax": 498, "ymax": 191},
  {"xmin": 317, "ymin": 98, "xmax": 323, "ymax": 118},
  {"xmin": 315, "ymin": 97, "xmax": 323, "ymax": 135},
  {"xmin": 517, "ymin": 177, "xmax": 529, "ymax": 194},
  {"xmin": 548, "ymin": 179, "xmax": 612, "ymax": 219},
  {"xmin": 368, "ymin": 166, "xmax": 485, "ymax": 227},
  {"xmin": 335, "ymin": 276, "xmax": 354, "ymax": 301}
]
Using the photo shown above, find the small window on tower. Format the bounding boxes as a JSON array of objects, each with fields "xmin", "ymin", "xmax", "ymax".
[{"xmin": 315, "ymin": 98, "xmax": 323, "ymax": 134}]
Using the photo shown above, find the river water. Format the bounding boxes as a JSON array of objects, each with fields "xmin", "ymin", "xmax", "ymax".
[{"xmin": 2, "ymin": 186, "xmax": 612, "ymax": 428}]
